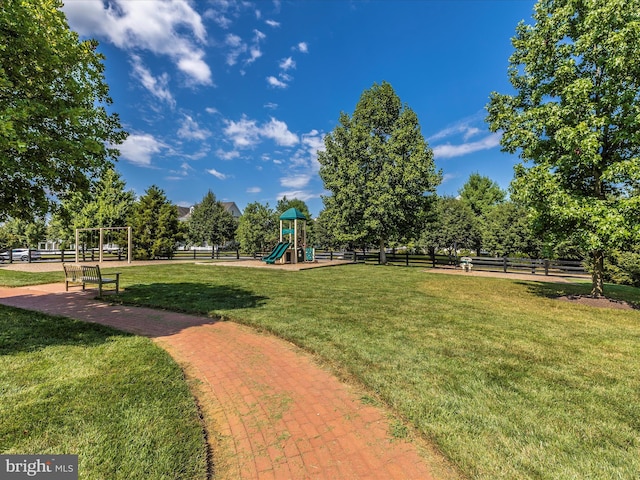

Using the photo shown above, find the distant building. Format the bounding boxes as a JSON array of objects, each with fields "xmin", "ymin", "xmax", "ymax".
[{"xmin": 177, "ymin": 202, "xmax": 242, "ymax": 222}]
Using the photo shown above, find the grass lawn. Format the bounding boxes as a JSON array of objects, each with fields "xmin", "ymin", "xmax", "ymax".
[
  {"xmin": 2, "ymin": 263, "xmax": 639, "ymax": 478},
  {"xmin": 0, "ymin": 305, "xmax": 208, "ymax": 480}
]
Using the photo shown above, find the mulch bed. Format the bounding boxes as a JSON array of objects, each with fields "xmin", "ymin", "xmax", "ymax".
[{"xmin": 557, "ymin": 295, "xmax": 637, "ymax": 310}]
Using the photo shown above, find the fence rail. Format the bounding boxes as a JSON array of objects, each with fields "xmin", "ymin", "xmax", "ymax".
[
  {"xmin": 353, "ymin": 251, "xmax": 587, "ymax": 277},
  {"xmin": 1, "ymin": 247, "xmax": 588, "ymax": 278}
]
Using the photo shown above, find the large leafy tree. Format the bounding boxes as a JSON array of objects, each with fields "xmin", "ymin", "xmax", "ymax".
[
  {"xmin": 130, "ymin": 185, "xmax": 180, "ymax": 260},
  {"xmin": 319, "ymin": 82, "xmax": 441, "ymax": 264},
  {"xmin": 487, "ymin": 0, "xmax": 640, "ymax": 296},
  {"xmin": 187, "ymin": 190, "xmax": 237, "ymax": 253},
  {"xmin": 458, "ymin": 173, "xmax": 506, "ymax": 254},
  {"xmin": 236, "ymin": 202, "xmax": 276, "ymax": 257},
  {"xmin": 482, "ymin": 202, "xmax": 542, "ymax": 258},
  {"xmin": 420, "ymin": 197, "xmax": 481, "ymax": 260},
  {"xmin": 458, "ymin": 173, "xmax": 506, "ymax": 217},
  {"xmin": 0, "ymin": 0, "xmax": 127, "ymax": 221}
]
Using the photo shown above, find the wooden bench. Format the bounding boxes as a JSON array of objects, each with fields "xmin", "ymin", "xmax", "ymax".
[{"xmin": 63, "ymin": 264, "xmax": 120, "ymax": 295}]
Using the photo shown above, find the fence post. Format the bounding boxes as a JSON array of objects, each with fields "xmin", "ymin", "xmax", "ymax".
[
  {"xmin": 236, "ymin": 248, "xmax": 240, "ymax": 259},
  {"xmin": 330, "ymin": 251, "xmax": 333, "ymax": 261},
  {"xmin": 544, "ymin": 259, "xmax": 550, "ymax": 276},
  {"xmin": 378, "ymin": 251, "xmax": 381, "ymax": 265},
  {"xmin": 406, "ymin": 251, "xmax": 409, "ymax": 266},
  {"xmin": 431, "ymin": 250, "xmax": 436, "ymax": 268},
  {"xmin": 61, "ymin": 249, "xmax": 64, "ymax": 263},
  {"xmin": 503, "ymin": 257, "xmax": 508, "ymax": 273}
]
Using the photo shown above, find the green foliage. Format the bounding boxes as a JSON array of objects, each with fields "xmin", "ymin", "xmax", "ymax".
[
  {"xmin": 420, "ymin": 196, "xmax": 481, "ymax": 255},
  {"xmin": 0, "ymin": 0, "xmax": 127, "ymax": 221},
  {"xmin": 483, "ymin": 201, "xmax": 542, "ymax": 258},
  {"xmin": 487, "ymin": 0, "xmax": 640, "ymax": 295},
  {"xmin": 603, "ymin": 247, "xmax": 640, "ymax": 287},
  {"xmin": 0, "ymin": 217, "xmax": 46, "ymax": 249},
  {"xmin": 458, "ymin": 172, "xmax": 506, "ymax": 217},
  {"xmin": 187, "ymin": 190, "xmax": 237, "ymax": 249},
  {"xmin": 319, "ymin": 81, "xmax": 441, "ymax": 262},
  {"xmin": 236, "ymin": 201, "xmax": 276, "ymax": 256},
  {"xmin": 130, "ymin": 185, "xmax": 180, "ymax": 259}
]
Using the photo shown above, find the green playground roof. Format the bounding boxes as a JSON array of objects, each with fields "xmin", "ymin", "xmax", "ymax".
[{"xmin": 279, "ymin": 208, "xmax": 307, "ymax": 220}]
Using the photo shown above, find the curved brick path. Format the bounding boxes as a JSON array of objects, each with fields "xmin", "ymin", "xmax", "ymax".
[{"xmin": 0, "ymin": 284, "xmax": 438, "ymax": 479}]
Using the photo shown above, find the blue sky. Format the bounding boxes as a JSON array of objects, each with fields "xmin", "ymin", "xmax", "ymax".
[{"xmin": 61, "ymin": 0, "xmax": 536, "ymax": 217}]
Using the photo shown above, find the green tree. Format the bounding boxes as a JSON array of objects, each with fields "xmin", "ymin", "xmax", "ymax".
[
  {"xmin": 487, "ymin": 0, "xmax": 640, "ymax": 296},
  {"xmin": 458, "ymin": 173, "xmax": 506, "ymax": 217},
  {"xmin": 236, "ymin": 202, "xmax": 276, "ymax": 257},
  {"xmin": 0, "ymin": 0, "xmax": 127, "ymax": 221},
  {"xmin": 482, "ymin": 202, "xmax": 542, "ymax": 258},
  {"xmin": 187, "ymin": 191, "xmax": 237, "ymax": 254},
  {"xmin": 130, "ymin": 185, "xmax": 180, "ymax": 260},
  {"xmin": 0, "ymin": 217, "xmax": 45, "ymax": 249},
  {"xmin": 458, "ymin": 173, "xmax": 506, "ymax": 254},
  {"xmin": 420, "ymin": 197, "xmax": 481, "ymax": 261},
  {"xmin": 319, "ymin": 81, "xmax": 441, "ymax": 264}
]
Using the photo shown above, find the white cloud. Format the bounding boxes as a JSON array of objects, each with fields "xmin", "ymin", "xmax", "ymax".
[
  {"xmin": 225, "ymin": 33, "xmax": 246, "ymax": 65},
  {"xmin": 223, "ymin": 116, "xmax": 299, "ymax": 149},
  {"xmin": 206, "ymin": 168, "xmax": 228, "ymax": 180},
  {"xmin": 223, "ymin": 116, "xmax": 261, "ymax": 148},
  {"xmin": 177, "ymin": 115, "xmax": 211, "ymax": 141},
  {"xmin": 261, "ymin": 118, "xmax": 299, "ymax": 146},
  {"xmin": 277, "ymin": 190, "xmax": 317, "ymax": 202},
  {"xmin": 264, "ymin": 102, "xmax": 278, "ymax": 110},
  {"xmin": 279, "ymin": 57, "xmax": 296, "ymax": 70},
  {"xmin": 119, "ymin": 133, "xmax": 166, "ymax": 166},
  {"xmin": 205, "ymin": 107, "xmax": 219, "ymax": 114},
  {"xmin": 62, "ymin": 0, "xmax": 212, "ymax": 85},
  {"xmin": 432, "ymin": 133, "xmax": 501, "ymax": 159},
  {"xmin": 297, "ymin": 42, "xmax": 309, "ymax": 53},
  {"xmin": 267, "ymin": 75, "xmax": 288, "ymax": 88},
  {"xmin": 280, "ymin": 174, "xmax": 311, "ymax": 189},
  {"xmin": 247, "ymin": 187, "xmax": 262, "ymax": 193},
  {"xmin": 130, "ymin": 55, "xmax": 174, "ymax": 106},
  {"xmin": 266, "ymin": 19, "xmax": 280, "ymax": 27},
  {"xmin": 216, "ymin": 148, "xmax": 241, "ymax": 160}
]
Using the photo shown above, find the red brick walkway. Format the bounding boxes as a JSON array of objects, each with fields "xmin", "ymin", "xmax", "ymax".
[{"xmin": 0, "ymin": 284, "xmax": 437, "ymax": 479}]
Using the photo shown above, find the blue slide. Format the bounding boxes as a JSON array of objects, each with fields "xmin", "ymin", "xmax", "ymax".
[{"xmin": 262, "ymin": 242, "xmax": 290, "ymax": 264}]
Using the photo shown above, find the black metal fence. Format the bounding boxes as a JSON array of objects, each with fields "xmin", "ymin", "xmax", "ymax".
[{"xmin": 352, "ymin": 251, "xmax": 587, "ymax": 277}]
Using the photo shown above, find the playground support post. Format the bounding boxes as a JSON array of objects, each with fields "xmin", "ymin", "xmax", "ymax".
[{"xmin": 75, "ymin": 227, "xmax": 132, "ymax": 264}]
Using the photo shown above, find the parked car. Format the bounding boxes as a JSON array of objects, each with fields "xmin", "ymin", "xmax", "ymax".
[{"xmin": 0, "ymin": 248, "xmax": 42, "ymax": 261}]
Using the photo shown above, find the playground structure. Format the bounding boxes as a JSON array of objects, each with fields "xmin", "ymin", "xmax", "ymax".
[
  {"xmin": 263, "ymin": 208, "xmax": 313, "ymax": 265},
  {"xmin": 75, "ymin": 227, "xmax": 132, "ymax": 264}
]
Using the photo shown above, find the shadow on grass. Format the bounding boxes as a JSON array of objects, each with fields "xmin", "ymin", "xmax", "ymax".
[
  {"xmin": 516, "ymin": 281, "xmax": 640, "ymax": 309},
  {"xmin": 0, "ymin": 305, "xmax": 129, "ymax": 356},
  {"xmin": 118, "ymin": 282, "xmax": 269, "ymax": 315}
]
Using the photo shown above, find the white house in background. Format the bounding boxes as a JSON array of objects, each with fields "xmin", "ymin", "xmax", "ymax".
[{"xmin": 177, "ymin": 201, "xmax": 242, "ymax": 222}]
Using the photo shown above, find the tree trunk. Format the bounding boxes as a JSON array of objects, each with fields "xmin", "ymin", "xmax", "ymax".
[
  {"xmin": 591, "ymin": 250, "xmax": 604, "ymax": 297},
  {"xmin": 379, "ymin": 238, "xmax": 387, "ymax": 265}
]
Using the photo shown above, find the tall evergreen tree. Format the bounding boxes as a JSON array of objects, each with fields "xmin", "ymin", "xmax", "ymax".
[
  {"xmin": 487, "ymin": 0, "xmax": 640, "ymax": 296},
  {"xmin": 130, "ymin": 185, "xmax": 180, "ymax": 259},
  {"xmin": 319, "ymin": 82, "xmax": 441, "ymax": 264}
]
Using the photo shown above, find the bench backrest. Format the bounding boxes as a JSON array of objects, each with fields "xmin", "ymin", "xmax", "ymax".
[
  {"xmin": 81, "ymin": 265, "xmax": 102, "ymax": 282},
  {"xmin": 63, "ymin": 264, "xmax": 83, "ymax": 280}
]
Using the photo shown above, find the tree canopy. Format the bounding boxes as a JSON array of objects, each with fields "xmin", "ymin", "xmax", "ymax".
[
  {"xmin": 130, "ymin": 185, "xmax": 180, "ymax": 260},
  {"xmin": 187, "ymin": 191, "xmax": 237, "ymax": 251},
  {"xmin": 318, "ymin": 81, "xmax": 441, "ymax": 263},
  {"xmin": 487, "ymin": 0, "xmax": 640, "ymax": 296},
  {"xmin": 0, "ymin": 0, "xmax": 127, "ymax": 221}
]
